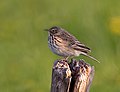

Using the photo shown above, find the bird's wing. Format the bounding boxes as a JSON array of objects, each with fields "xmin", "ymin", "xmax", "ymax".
[
  {"xmin": 60, "ymin": 30, "xmax": 91, "ymax": 53},
  {"xmin": 70, "ymin": 40, "xmax": 91, "ymax": 53},
  {"xmin": 54, "ymin": 30, "xmax": 76, "ymax": 46},
  {"xmin": 55, "ymin": 30, "xmax": 91, "ymax": 53}
]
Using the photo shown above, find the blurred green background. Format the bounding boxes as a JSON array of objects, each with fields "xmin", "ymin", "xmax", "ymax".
[{"xmin": 0, "ymin": 0, "xmax": 120, "ymax": 92}]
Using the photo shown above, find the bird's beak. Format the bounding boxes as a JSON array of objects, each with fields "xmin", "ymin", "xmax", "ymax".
[{"xmin": 44, "ymin": 29, "xmax": 49, "ymax": 31}]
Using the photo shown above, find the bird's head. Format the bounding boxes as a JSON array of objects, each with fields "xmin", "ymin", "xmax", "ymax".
[{"xmin": 45, "ymin": 26, "xmax": 61, "ymax": 35}]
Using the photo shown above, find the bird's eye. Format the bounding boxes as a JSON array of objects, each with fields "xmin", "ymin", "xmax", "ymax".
[{"xmin": 51, "ymin": 29, "xmax": 57, "ymax": 34}]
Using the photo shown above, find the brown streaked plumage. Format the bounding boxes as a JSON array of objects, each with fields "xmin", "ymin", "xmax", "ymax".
[{"xmin": 45, "ymin": 26, "xmax": 100, "ymax": 63}]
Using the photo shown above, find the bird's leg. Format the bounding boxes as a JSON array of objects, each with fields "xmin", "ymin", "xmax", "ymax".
[
  {"xmin": 64, "ymin": 56, "xmax": 71, "ymax": 62},
  {"xmin": 61, "ymin": 56, "xmax": 70, "ymax": 62},
  {"xmin": 65, "ymin": 56, "xmax": 69, "ymax": 60}
]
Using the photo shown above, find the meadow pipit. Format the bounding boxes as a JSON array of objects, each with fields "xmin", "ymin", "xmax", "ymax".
[{"xmin": 45, "ymin": 26, "xmax": 100, "ymax": 63}]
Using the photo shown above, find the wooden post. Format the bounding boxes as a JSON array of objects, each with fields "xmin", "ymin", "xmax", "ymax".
[
  {"xmin": 51, "ymin": 59, "xmax": 95, "ymax": 92},
  {"xmin": 51, "ymin": 60, "xmax": 71, "ymax": 92}
]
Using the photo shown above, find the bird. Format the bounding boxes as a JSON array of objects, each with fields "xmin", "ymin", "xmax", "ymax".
[{"xmin": 45, "ymin": 26, "xmax": 100, "ymax": 63}]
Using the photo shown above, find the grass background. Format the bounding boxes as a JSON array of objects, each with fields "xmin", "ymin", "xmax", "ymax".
[{"xmin": 0, "ymin": 0, "xmax": 120, "ymax": 92}]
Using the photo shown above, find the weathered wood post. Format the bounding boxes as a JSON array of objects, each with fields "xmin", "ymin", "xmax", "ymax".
[{"xmin": 51, "ymin": 59, "xmax": 94, "ymax": 92}]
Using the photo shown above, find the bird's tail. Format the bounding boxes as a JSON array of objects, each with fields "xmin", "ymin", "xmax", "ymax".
[{"xmin": 81, "ymin": 52, "xmax": 100, "ymax": 63}]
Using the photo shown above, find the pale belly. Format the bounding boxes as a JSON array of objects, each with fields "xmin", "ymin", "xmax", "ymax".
[{"xmin": 48, "ymin": 43, "xmax": 75, "ymax": 57}]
